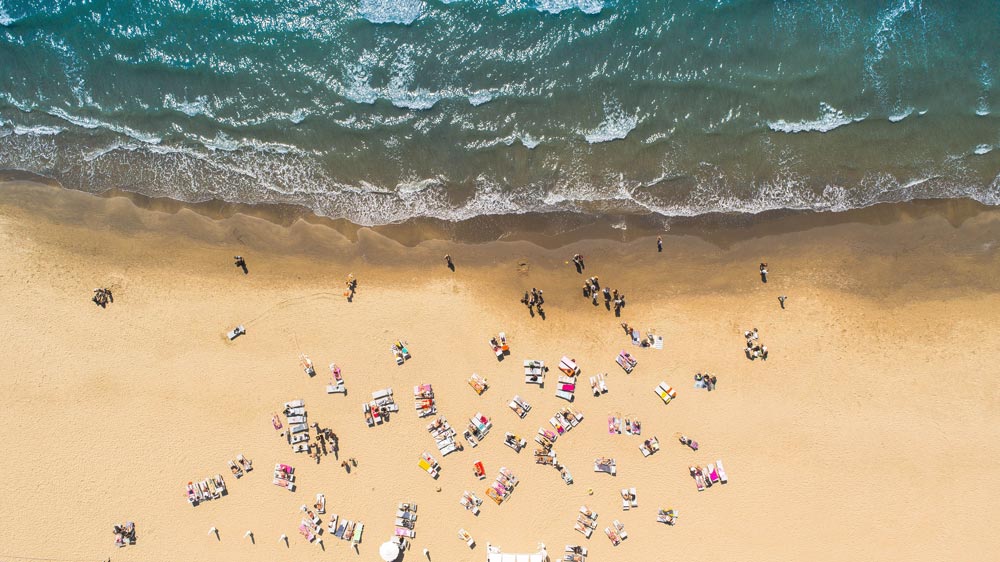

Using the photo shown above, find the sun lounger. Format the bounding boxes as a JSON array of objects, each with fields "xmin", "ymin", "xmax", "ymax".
[
  {"xmin": 236, "ymin": 454, "xmax": 253, "ymax": 472},
  {"xmin": 621, "ymin": 489, "xmax": 630, "ymax": 511},
  {"xmin": 418, "ymin": 458, "xmax": 439, "ymax": 478},
  {"xmin": 286, "ymin": 414, "xmax": 306, "ymax": 424},
  {"xmin": 594, "ymin": 458, "xmax": 616, "ymax": 475},
  {"xmin": 284, "ymin": 400, "xmax": 304, "ymax": 409},
  {"xmin": 654, "ymin": 382, "xmax": 677, "ymax": 404},
  {"xmin": 206, "ymin": 477, "xmax": 219, "ymax": 498},
  {"xmin": 333, "ymin": 520, "xmax": 346, "ymax": 538},
  {"xmin": 555, "ymin": 389, "xmax": 575, "ymax": 402},
  {"xmin": 459, "ymin": 528, "xmax": 475, "ymax": 547},
  {"xmin": 273, "ymin": 478, "xmax": 296, "ymax": 491},
  {"xmin": 485, "ymin": 487, "xmax": 504, "ymax": 505},
  {"xmin": 559, "ymin": 356, "xmax": 580, "ymax": 375},
  {"xmin": 327, "ymin": 382, "xmax": 346, "ymax": 394},
  {"xmin": 351, "ymin": 522, "xmax": 364, "ymax": 545},
  {"xmin": 550, "ymin": 417, "xmax": 566, "ymax": 434},
  {"xmin": 613, "ymin": 519, "xmax": 628, "ymax": 539},
  {"xmin": 574, "ymin": 522, "xmax": 593, "ymax": 538},
  {"xmin": 608, "ymin": 416, "xmax": 620, "ymax": 434},
  {"xmin": 468, "ymin": 373, "xmax": 488, "ymax": 395},
  {"xmin": 440, "ymin": 442, "xmax": 460, "ymax": 456},
  {"xmin": 395, "ymin": 527, "xmax": 415, "ymax": 538},
  {"xmin": 228, "ymin": 460, "xmax": 243, "ymax": 478},
  {"xmin": 598, "ymin": 374, "xmax": 607, "ymax": 393},
  {"xmin": 717, "ymin": 459, "xmax": 728, "ymax": 483},
  {"xmin": 691, "ymin": 466, "xmax": 706, "ymax": 491},
  {"xmin": 292, "ymin": 442, "xmax": 309, "ymax": 453},
  {"xmin": 524, "ymin": 360, "xmax": 545, "ymax": 384},
  {"xmin": 629, "ymin": 488, "xmax": 637, "ymax": 508},
  {"xmin": 289, "ymin": 423, "xmax": 308, "ymax": 434},
  {"xmin": 396, "ymin": 510, "xmax": 417, "ymax": 521},
  {"xmin": 459, "ymin": 495, "xmax": 480, "ymax": 515},
  {"xmin": 227, "ymin": 325, "xmax": 246, "ymax": 340},
  {"xmin": 639, "ymin": 436, "xmax": 660, "ymax": 457},
  {"xmin": 565, "ymin": 545, "xmax": 588, "ymax": 557},
  {"xmin": 213, "ymin": 474, "xmax": 226, "ymax": 496},
  {"xmin": 604, "ymin": 527, "xmax": 621, "ymax": 546}
]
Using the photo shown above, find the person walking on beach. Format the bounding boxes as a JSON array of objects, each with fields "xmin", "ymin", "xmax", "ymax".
[
  {"xmin": 657, "ymin": 236, "xmax": 663, "ymax": 253},
  {"xmin": 444, "ymin": 254, "xmax": 454, "ymax": 271},
  {"xmin": 779, "ymin": 295, "xmax": 786, "ymax": 309},
  {"xmin": 572, "ymin": 253, "xmax": 584, "ymax": 273},
  {"xmin": 759, "ymin": 262, "xmax": 768, "ymax": 283},
  {"xmin": 234, "ymin": 255, "xmax": 248, "ymax": 274}
]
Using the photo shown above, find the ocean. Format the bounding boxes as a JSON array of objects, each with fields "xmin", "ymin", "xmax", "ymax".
[{"xmin": 0, "ymin": 0, "xmax": 997, "ymax": 226}]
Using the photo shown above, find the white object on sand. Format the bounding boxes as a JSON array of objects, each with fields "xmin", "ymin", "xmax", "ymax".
[
  {"xmin": 208, "ymin": 527, "xmax": 218, "ymax": 536},
  {"xmin": 380, "ymin": 541, "xmax": 401, "ymax": 561},
  {"xmin": 244, "ymin": 530, "xmax": 253, "ymax": 539}
]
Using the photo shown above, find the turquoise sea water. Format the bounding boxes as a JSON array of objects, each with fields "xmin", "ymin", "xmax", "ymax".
[{"xmin": 0, "ymin": 0, "xmax": 997, "ymax": 225}]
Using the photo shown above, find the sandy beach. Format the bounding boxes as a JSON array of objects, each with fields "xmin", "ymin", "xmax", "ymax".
[{"xmin": 1, "ymin": 180, "xmax": 999, "ymax": 562}]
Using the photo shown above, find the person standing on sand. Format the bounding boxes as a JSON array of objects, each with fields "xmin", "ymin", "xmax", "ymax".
[
  {"xmin": 657, "ymin": 236, "xmax": 663, "ymax": 252},
  {"xmin": 444, "ymin": 254, "xmax": 454, "ymax": 271},
  {"xmin": 234, "ymin": 255, "xmax": 248, "ymax": 274},
  {"xmin": 779, "ymin": 295, "xmax": 786, "ymax": 309},
  {"xmin": 760, "ymin": 262, "xmax": 768, "ymax": 283}
]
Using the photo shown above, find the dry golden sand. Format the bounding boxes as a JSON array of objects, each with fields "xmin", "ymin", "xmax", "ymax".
[{"xmin": 1, "ymin": 181, "xmax": 999, "ymax": 562}]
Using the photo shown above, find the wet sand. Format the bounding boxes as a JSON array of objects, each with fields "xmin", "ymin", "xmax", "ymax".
[{"xmin": 0, "ymin": 180, "xmax": 998, "ymax": 562}]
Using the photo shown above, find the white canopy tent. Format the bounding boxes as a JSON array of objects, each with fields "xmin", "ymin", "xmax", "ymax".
[{"xmin": 486, "ymin": 543, "xmax": 547, "ymax": 562}]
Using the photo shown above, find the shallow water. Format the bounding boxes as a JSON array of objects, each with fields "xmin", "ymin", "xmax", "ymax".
[{"xmin": 0, "ymin": 0, "xmax": 998, "ymax": 225}]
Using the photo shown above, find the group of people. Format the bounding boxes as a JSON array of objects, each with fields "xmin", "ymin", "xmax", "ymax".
[
  {"xmin": 113, "ymin": 521, "xmax": 136, "ymax": 547},
  {"xmin": 695, "ymin": 372, "xmax": 718, "ymax": 391},
  {"xmin": 92, "ymin": 287, "xmax": 113, "ymax": 308},
  {"xmin": 582, "ymin": 276, "xmax": 627, "ymax": 314},
  {"xmin": 520, "ymin": 288, "xmax": 545, "ymax": 316},
  {"xmin": 306, "ymin": 423, "xmax": 339, "ymax": 465},
  {"xmin": 743, "ymin": 328, "xmax": 768, "ymax": 360}
]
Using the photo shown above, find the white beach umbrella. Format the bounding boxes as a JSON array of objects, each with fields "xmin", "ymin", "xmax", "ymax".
[{"xmin": 380, "ymin": 541, "xmax": 400, "ymax": 561}]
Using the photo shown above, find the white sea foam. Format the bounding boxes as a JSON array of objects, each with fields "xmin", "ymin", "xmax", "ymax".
[
  {"xmin": 468, "ymin": 91, "xmax": 493, "ymax": 106},
  {"xmin": 0, "ymin": 7, "xmax": 16, "ymax": 26},
  {"xmin": 358, "ymin": 0, "xmax": 424, "ymax": 25},
  {"xmin": 584, "ymin": 104, "xmax": 639, "ymax": 144},
  {"xmin": 11, "ymin": 124, "xmax": 63, "ymax": 136},
  {"xmin": 46, "ymin": 107, "xmax": 163, "ymax": 144},
  {"xmin": 888, "ymin": 107, "xmax": 913, "ymax": 122},
  {"xmin": 767, "ymin": 102, "xmax": 867, "ymax": 133},
  {"xmin": 163, "ymin": 93, "xmax": 211, "ymax": 117},
  {"xmin": 519, "ymin": 134, "xmax": 540, "ymax": 149},
  {"xmin": 977, "ymin": 61, "xmax": 992, "ymax": 116},
  {"xmin": 973, "ymin": 145, "xmax": 992, "ymax": 155},
  {"xmin": 534, "ymin": 0, "xmax": 604, "ymax": 15}
]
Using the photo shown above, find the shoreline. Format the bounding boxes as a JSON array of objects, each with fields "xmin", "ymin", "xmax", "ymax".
[
  {"xmin": 1, "ymin": 172, "xmax": 995, "ymax": 248},
  {"xmin": 1, "ymin": 179, "xmax": 999, "ymax": 562}
]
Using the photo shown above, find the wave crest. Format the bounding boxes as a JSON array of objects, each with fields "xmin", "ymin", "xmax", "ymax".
[
  {"xmin": 358, "ymin": 0, "xmax": 425, "ymax": 25},
  {"xmin": 767, "ymin": 102, "xmax": 867, "ymax": 134}
]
